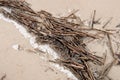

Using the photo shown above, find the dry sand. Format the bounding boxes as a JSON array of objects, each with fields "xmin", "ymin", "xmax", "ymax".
[
  {"xmin": 0, "ymin": 19, "xmax": 69, "ymax": 80},
  {"xmin": 0, "ymin": 0, "xmax": 120, "ymax": 80}
]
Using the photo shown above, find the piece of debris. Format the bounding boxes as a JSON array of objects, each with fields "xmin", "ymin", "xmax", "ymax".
[
  {"xmin": 0, "ymin": 74, "xmax": 6, "ymax": 80},
  {"xmin": 116, "ymin": 24, "xmax": 120, "ymax": 27},
  {"xmin": 12, "ymin": 44, "xmax": 21, "ymax": 50}
]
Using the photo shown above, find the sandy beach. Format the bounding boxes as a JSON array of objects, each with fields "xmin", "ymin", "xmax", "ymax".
[
  {"xmin": 0, "ymin": 0, "xmax": 120, "ymax": 80},
  {"xmin": 0, "ymin": 19, "xmax": 70, "ymax": 80}
]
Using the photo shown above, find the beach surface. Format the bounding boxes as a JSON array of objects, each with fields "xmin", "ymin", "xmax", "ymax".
[{"xmin": 0, "ymin": 0, "xmax": 120, "ymax": 80}]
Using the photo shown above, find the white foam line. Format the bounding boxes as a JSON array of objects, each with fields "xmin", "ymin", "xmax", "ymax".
[
  {"xmin": 52, "ymin": 63, "xmax": 78, "ymax": 80},
  {"xmin": 0, "ymin": 14, "xmax": 78, "ymax": 80}
]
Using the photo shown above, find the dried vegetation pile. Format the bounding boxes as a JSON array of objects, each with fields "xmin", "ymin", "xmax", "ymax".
[{"xmin": 0, "ymin": 0, "xmax": 120, "ymax": 80}]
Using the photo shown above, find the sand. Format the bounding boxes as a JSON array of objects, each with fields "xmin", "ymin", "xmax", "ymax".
[
  {"xmin": 0, "ymin": 0, "xmax": 120, "ymax": 80},
  {"xmin": 0, "ymin": 19, "xmax": 69, "ymax": 80}
]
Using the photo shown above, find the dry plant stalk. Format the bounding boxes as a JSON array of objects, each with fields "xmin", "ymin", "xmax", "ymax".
[
  {"xmin": 0, "ymin": 0, "xmax": 117, "ymax": 80},
  {"xmin": 102, "ymin": 17, "xmax": 113, "ymax": 28},
  {"xmin": 98, "ymin": 60, "xmax": 116, "ymax": 80},
  {"xmin": 89, "ymin": 10, "xmax": 96, "ymax": 28}
]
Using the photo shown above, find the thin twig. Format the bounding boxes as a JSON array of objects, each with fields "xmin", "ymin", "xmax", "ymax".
[
  {"xmin": 65, "ymin": 9, "xmax": 79, "ymax": 19},
  {"xmin": 102, "ymin": 17, "xmax": 113, "ymax": 28},
  {"xmin": 90, "ymin": 10, "xmax": 96, "ymax": 29},
  {"xmin": 106, "ymin": 33, "xmax": 116, "ymax": 59},
  {"xmin": 98, "ymin": 60, "xmax": 116, "ymax": 80}
]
